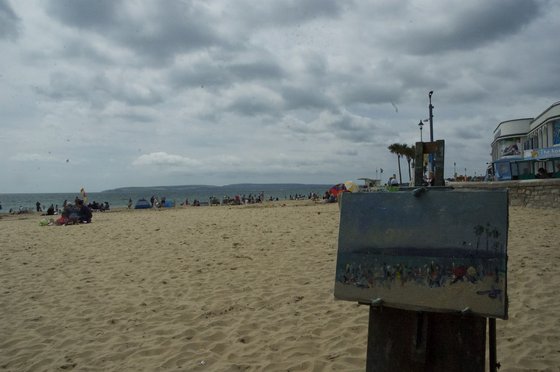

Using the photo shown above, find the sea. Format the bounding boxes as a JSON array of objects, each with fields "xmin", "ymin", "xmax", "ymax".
[{"xmin": 0, "ymin": 183, "xmax": 332, "ymax": 213}]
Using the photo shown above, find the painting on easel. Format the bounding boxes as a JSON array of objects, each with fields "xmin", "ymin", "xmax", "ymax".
[{"xmin": 334, "ymin": 190, "xmax": 508, "ymax": 319}]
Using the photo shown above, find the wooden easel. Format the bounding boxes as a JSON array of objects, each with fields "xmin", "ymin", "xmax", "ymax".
[
  {"xmin": 334, "ymin": 186, "xmax": 506, "ymax": 371},
  {"xmin": 365, "ymin": 304, "xmax": 498, "ymax": 371}
]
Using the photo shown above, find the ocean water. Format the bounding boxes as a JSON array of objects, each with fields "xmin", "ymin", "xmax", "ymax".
[{"xmin": 0, "ymin": 184, "xmax": 331, "ymax": 213}]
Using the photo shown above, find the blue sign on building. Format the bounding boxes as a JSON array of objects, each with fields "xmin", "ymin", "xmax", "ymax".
[{"xmin": 537, "ymin": 146, "xmax": 560, "ymax": 159}]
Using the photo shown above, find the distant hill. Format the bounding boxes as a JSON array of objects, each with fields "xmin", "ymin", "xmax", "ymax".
[
  {"xmin": 101, "ymin": 185, "xmax": 216, "ymax": 193},
  {"xmin": 101, "ymin": 183, "xmax": 331, "ymax": 193}
]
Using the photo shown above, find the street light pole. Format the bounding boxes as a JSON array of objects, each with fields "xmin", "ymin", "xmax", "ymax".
[
  {"xmin": 454, "ymin": 162, "xmax": 457, "ymax": 178},
  {"xmin": 428, "ymin": 91, "xmax": 434, "ymax": 173},
  {"xmin": 429, "ymin": 91, "xmax": 434, "ymax": 142},
  {"xmin": 418, "ymin": 120, "xmax": 424, "ymax": 142}
]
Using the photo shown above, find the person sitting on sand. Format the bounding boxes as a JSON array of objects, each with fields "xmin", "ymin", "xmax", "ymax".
[
  {"xmin": 77, "ymin": 199, "xmax": 92, "ymax": 223},
  {"xmin": 46, "ymin": 204, "xmax": 55, "ymax": 216},
  {"xmin": 55, "ymin": 205, "xmax": 71, "ymax": 225}
]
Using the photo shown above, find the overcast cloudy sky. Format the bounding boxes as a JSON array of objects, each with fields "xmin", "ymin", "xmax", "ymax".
[{"xmin": 1, "ymin": 0, "xmax": 559, "ymax": 193}]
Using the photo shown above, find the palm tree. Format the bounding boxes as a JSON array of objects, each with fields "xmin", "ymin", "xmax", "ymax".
[
  {"xmin": 473, "ymin": 225, "xmax": 484, "ymax": 251},
  {"xmin": 402, "ymin": 144, "xmax": 416, "ymax": 182},
  {"xmin": 491, "ymin": 228, "xmax": 501, "ymax": 255},
  {"xmin": 485, "ymin": 223, "xmax": 491, "ymax": 253},
  {"xmin": 388, "ymin": 143, "xmax": 404, "ymax": 184}
]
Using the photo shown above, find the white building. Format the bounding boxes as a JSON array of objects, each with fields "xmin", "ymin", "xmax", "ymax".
[{"xmin": 491, "ymin": 101, "xmax": 560, "ymax": 180}]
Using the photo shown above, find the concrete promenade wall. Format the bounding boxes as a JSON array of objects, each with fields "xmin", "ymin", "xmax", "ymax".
[{"xmin": 449, "ymin": 179, "xmax": 560, "ymax": 209}]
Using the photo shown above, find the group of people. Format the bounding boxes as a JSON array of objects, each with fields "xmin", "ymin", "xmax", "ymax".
[
  {"xmin": 387, "ymin": 174, "xmax": 400, "ymax": 186},
  {"xmin": 288, "ymin": 193, "xmax": 317, "ymax": 201},
  {"xmin": 149, "ymin": 195, "xmax": 169, "ymax": 208},
  {"xmin": 387, "ymin": 172, "xmax": 436, "ymax": 187},
  {"xmin": 220, "ymin": 193, "xmax": 265, "ymax": 205},
  {"xmin": 34, "ymin": 196, "xmax": 95, "ymax": 226},
  {"xmin": 87, "ymin": 200, "xmax": 110, "ymax": 211},
  {"xmin": 53, "ymin": 199, "xmax": 92, "ymax": 225}
]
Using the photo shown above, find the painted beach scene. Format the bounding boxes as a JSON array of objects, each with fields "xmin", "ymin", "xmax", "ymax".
[{"xmin": 334, "ymin": 190, "xmax": 508, "ymax": 319}]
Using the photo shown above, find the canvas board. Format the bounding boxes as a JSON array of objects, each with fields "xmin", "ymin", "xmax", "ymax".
[{"xmin": 334, "ymin": 189, "xmax": 508, "ymax": 319}]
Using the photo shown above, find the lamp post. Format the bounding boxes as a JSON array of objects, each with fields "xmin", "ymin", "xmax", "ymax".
[
  {"xmin": 418, "ymin": 120, "xmax": 424, "ymax": 142},
  {"xmin": 428, "ymin": 90, "xmax": 434, "ymax": 172},
  {"xmin": 428, "ymin": 91, "xmax": 434, "ymax": 142}
]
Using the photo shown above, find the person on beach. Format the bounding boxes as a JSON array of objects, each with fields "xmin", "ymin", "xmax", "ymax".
[
  {"xmin": 426, "ymin": 171, "xmax": 435, "ymax": 186},
  {"xmin": 36, "ymin": 201, "xmax": 41, "ymax": 212},
  {"xmin": 76, "ymin": 199, "xmax": 92, "ymax": 223},
  {"xmin": 536, "ymin": 167, "xmax": 550, "ymax": 179},
  {"xmin": 46, "ymin": 204, "xmax": 55, "ymax": 216},
  {"xmin": 55, "ymin": 205, "xmax": 72, "ymax": 225},
  {"xmin": 80, "ymin": 188, "xmax": 88, "ymax": 204},
  {"xmin": 128, "ymin": 198, "xmax": 132, "ymax": 209}
]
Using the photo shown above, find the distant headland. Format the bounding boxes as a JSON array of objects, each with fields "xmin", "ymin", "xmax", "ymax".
[{"xmin": 101, "ymin": 183, "xmax": 332, "ymax": 193}]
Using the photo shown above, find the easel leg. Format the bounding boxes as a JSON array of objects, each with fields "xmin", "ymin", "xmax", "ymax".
[
  {"xmin": 489, "ymin": 318, "xmax": 498, "ymax": 371},
  {"xmin": 366, "ymin": 307, "xmax": 486, "ymax": 371}
]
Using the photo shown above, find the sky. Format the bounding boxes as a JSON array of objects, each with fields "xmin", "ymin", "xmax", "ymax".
[{"xmin": 1, "ymin": 0, "xmax": 559, "ymax": 193}]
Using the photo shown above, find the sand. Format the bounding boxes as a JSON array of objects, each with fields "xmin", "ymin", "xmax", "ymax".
[{"xmin": 0, "ymin": 201, "xmax": 559, "ymax": 371}]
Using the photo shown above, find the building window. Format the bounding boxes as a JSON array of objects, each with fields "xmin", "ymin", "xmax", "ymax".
[{"xmin": 553, "ymin": 120, "xmax": 560, "ymax": 145}]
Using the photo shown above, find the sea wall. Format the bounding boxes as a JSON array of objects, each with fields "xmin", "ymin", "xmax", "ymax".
[{"xmin": 449, "ymin": 179, "xmax": 560, "ymax": 209}]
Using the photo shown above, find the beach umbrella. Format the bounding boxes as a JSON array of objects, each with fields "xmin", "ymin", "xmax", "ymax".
[
  {"xmin": 328, "ymin": 183, "xmax": 347, "ymax": 197},
  {"xmin": 344, "ymin": 181, "xmax": 359, "ymax": 193}
]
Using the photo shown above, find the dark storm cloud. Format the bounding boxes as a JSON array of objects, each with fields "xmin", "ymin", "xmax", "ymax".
[
  {"xmin": 46, "ymin": 0, "xmax": 119, "ymax": 29},
  {"xmin": 388, "ymin": 0, "xmax": 542, "ymax": 55},
  {"xmin": 168, "ymin": 53, "xmax": 285, "ymax": 91},
  {"xmin": 35, "ymin": 72, "xmax": 88, "ymax": 101},
  {"xmin": 0, "ymin": 0, "xmax": 20, "ymax": 40},
  {"xmin": 46, "ymin": 0, "xmax": 222, "ymax": 64},
  {"xmin": 286, "ymin": 110, "xmax": 397, "ymax": 144},
  {"xmin": 281, "ymin": 86, "xmax": 333, "ymax": 111},
  {"xmin": 226, "ymin": 95, "xmax": 282, "ymax": 117},
  {"xmin": 338, "ymin": 82, "xmax": 402, "ymax": 106},
  {"xmin": 36, "ymin": 71, "xmax": 163, "ymax": 107},
  {"xmin": 233, "ymin": 0, "xmax": 346, "ymax": 28},
  {"xmin": 336, "ymin": 149, "xmax": 359, "ymax": 156},
  {"xmin": 114, "ymin": 111, "xmax": 155, "ymax": 123},
  {"xmin": 169, "ymin": 60, "xmax": 231, "ymax": 89},
  {"xmin": 453, "ymin": 127, "xmax": 484, "ymax": 140},
  {"xmin": 229, "ymin": 60, "xmax": 285, "ymax": 81},
  {"xmin": 57, "ymin": 38, "xmax": 115, "ymax": 65}
]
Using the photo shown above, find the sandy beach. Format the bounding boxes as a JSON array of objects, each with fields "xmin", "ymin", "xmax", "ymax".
[{"xmin": 1, "ymin": 201, "xmax": 559, "ymax": 371}]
